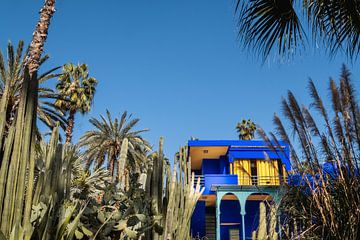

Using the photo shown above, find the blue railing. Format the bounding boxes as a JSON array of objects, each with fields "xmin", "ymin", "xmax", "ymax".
[
  {"xmin": 195, "ymin": 174, "xmax": 287, "ymax": 194},
  {"xmin": 195, "ymin": 175, "xmax": 205, "ymax": 188}
]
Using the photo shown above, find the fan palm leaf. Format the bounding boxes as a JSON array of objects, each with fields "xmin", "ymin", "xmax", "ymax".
[
  {"xmin": 236, "ymin": 0, "xmax": 360, "ymax": 60},
  {"xmin": 55, "ymin": 63, "xmax": 97, "ymax": 144}
]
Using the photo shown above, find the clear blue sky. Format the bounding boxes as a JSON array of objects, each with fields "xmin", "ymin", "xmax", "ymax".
[{"xmin": 1, "ymin": 0, "xmax": 359, "ymax": 158}]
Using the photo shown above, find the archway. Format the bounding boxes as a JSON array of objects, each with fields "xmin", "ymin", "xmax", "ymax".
[
  {"xmin": 245, "ymin": 193, "xmax": 273, "ymax": 239},
  {"xmin": 220, "ymin": 193, "xmax": 242, "ymax": 240}
]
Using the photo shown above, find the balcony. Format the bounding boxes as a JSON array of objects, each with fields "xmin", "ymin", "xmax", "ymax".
[
  {"xmin": 195, "ymin": 174, "xmax": 287, "ymax": 194},
  {"xmin": 200, "ymin": 174, "xmax": 238, "ymax": 194},
  {"xmin": 194, "ymin": 175, "xmax": 205, "ymax": 188}
]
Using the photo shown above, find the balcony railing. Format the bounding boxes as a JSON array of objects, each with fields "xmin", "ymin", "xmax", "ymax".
[
  {"xmin": 194, "ymin": 174, "xmax": 288, "ymax": 192},
  {"xmin": 194, "ymin": 175, "xmax": 205, "ymax": 188},
  {"xmin": 237, "ymin": 175, "xmax": 288, "ymax": 186}
]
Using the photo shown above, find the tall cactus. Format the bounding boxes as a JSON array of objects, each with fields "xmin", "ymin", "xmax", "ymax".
[
  {"xmin": 252, "ymin": 202, "xmax": 279, "ymax": 240},
  {"xmin": 0, "ymin": 0, "xmax": 57, "ymax": 237},
  {"xmin": 118, "ymin": 138, "xmax": 129, "ymax": 188},
  {"xmin": 147, "ymin": 138, "xmax": 204, "ymax": 240}
]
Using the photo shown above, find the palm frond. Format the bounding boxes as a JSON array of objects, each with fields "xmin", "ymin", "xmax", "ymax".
[
  {"xmin": 79, "ymin": 110, "xmax": 151, "ymax": 180},
  {"xmin": 236, "ymin": 0, "xmax": 305, "ymax": 59}
]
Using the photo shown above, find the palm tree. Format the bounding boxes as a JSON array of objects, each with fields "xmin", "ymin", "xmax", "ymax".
[
  {"xmin": 1, "ymin": 0, "xmax": 57, "ymax": 231},
  {"xmin": 236, "ymin": 119, "xmax": 257, "ymax": 140},
  {"xmin": 24, "ymin": 0, "xmax": 56, "ymax": 76},
  {"xmin": 79, "ymin": 110, "xmax": 151, "ymax": 180},
  {"xmin": 236, "ymin": 0, "xmax": 360, "ymax": 60},
  {"xmin": 55, "ymin": 63, "xmax": 97, "ymax": 144},
  {"xmin": 0, "ymin": 41, "xmax": 67, "ymax": 132}
]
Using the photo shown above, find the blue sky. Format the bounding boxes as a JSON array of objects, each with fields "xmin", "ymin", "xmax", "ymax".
[{"xmin": 1, "ymin": 0, "xmax": 359, "ymax": 158}]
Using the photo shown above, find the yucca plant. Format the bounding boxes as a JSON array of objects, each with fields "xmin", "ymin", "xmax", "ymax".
[{"xmin": 260, "ymin": 65, "xmax": 360, "ymax": 239}]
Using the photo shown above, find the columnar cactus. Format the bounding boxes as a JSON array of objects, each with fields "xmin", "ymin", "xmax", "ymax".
[
  {"xmin": 147, "ymin": 139, "xmax": 204, "ymax": 240},
  {"xmin": 252, "ymin": 202, "xmax": 279, "ymax": 240},
  {"xmin": 0, "ymin": 0, "xmax": 57, "ymax": 237},
  {"xmin": 118, "ymin": 138, "xmax": 129, "ymax": 188}
]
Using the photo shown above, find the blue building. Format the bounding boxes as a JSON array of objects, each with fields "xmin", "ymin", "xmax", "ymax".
[{"xmin": 188, "ymin": 140, "xmax": 290, "ymax": 240}]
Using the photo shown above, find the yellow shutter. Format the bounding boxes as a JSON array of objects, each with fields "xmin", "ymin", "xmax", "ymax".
[
  {"xmin": 256, "ymin": 160, "xmax": 264, "ymax": 185},
  {"xmin": 233, "ymin": 159, "xmax": 251, "ymax": 185},
  {"xmin": 282, "ymin": 164, "xmax": 287, "ymax": 183},
  {"xmin": 257, "ymin": 160, "xmax": 280, "ymax": 186}
]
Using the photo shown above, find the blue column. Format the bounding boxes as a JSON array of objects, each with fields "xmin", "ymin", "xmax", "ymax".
[
  {"xmin": 241, "ymin": 212, "xmax": 246, "ymax": 240},
  {"xmin": 238, "ymin": 194, "xmax": 248, "ymax": 240},
  {"xmin": 216, "ymin": 192, "xmax": 221, "ymax": 240}
]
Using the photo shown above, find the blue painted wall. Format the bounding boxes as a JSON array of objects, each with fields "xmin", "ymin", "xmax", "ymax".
[
  {"xmin": 188, "ymin": 139, "xmax": 291, "ymax": 171},
  {"xmin": 188, "ymin": 139, "xmax": 289, "ymax": 239},
  {"xmin": 220, "ymin": 200, "xmax": 242, "ymax": 239},
  {"xmin": 245, "ymin": 200, "xmax": 262, "ymax": 238},
  {"xmin": 191, "ymin": 201, "xmax": 206, "ymax": 237},
  {"xmin": 203, "ymin": 174, "xmax": 238, "ymax": 194},
  {"xmin": 190, "ymin": 199, "xmax": 271, "ymax": 239},
  {"xmin": 202, "ymin": 159, "xmax": 220, "ymax": 174},
  {"xmin": 220, "ymin": 200, "xmax": 241, "ymax": 223},
  {"xmin": 219, "ymin": 156, "xmax": 229, "ymax": 174}
]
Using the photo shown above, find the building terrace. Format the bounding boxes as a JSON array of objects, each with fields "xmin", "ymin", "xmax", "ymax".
[{"xmin": 188, "ymin": 139, "xmax": 290, "ymax": 240}]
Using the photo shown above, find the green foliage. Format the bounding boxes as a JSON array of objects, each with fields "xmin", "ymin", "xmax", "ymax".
[
  {"xmin": 0, "ymin": 40, "xmax": 67, "ymax": 132},
  {"xmin": 55, "ymin": 63, "xmax": 97, "ymax": 115},
  {"xmin": 0, "ymin": 3, "xmax": 204, "ymax": 240},
  {"xmin": 236, "ymin": 119, "xmax": 257, "ymax": 140},
  {"xmin": 55, "ymin": 63, "xmax": 97, "ymax": 143},
  {"xmin": 261, "ymin": 65, "xmax": 360, "ymax": 239},
  {"xmin": 236, "ymin": 0, "xmax": 360, "ymax": 60},
  {"xmin": 148, "ymin": 138, "xmax": 205, "ymax": 240},
  {"xmin": 79, "ymin": 110, "xmax": 151, "ymax": 180},
  {"xmin": 80, "ymin": 174, "xmax": 155, "ymax": 240}
]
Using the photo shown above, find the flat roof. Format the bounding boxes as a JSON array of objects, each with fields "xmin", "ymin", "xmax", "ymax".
[
  {"xmin": 188, "ymin": 139, "xmax": 291, "ymax": 171},
  {"xmin": 188, "ymin": 139, "xmax": 288, "ymax": 148}
]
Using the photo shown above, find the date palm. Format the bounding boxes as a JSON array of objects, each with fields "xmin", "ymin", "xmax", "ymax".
[
  {"xmin": 0, "ymin": 41, "xmax": 67, "ymax": 132},
  {"xmin": 236, "ymin": 0, "xmax": 360, "ymax": 60},
  {"xmin": 79, "ymin": 110, "xmax": 151, "ymax": 180},
  {"xmin": 55, "ymin": 63, "xmax": 97, "ymax": 144}
]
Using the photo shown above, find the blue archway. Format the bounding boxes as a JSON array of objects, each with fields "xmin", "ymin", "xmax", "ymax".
[
  {"xmin": 245, "ymin": 193, "xmax": 273, "ymax": 239},
  {"xmin": 220, "ymin": 193, "xmax": 242, "ymax": 240},
  {"xmin": 215, "ymin": 186, "xmax": 281, "ymax": 240}
]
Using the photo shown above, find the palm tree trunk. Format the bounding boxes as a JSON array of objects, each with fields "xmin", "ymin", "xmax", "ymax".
[
  {"xmin": 23, "ymin": 0, "xmax": 56, "ymax": 230},
  {"xmin": 25, "ymin": 0, "xmax": 56, "ymax": 76},
  {"xmin": 65, "ymin": 109, "xmax": 75, "ymax": 144}
]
